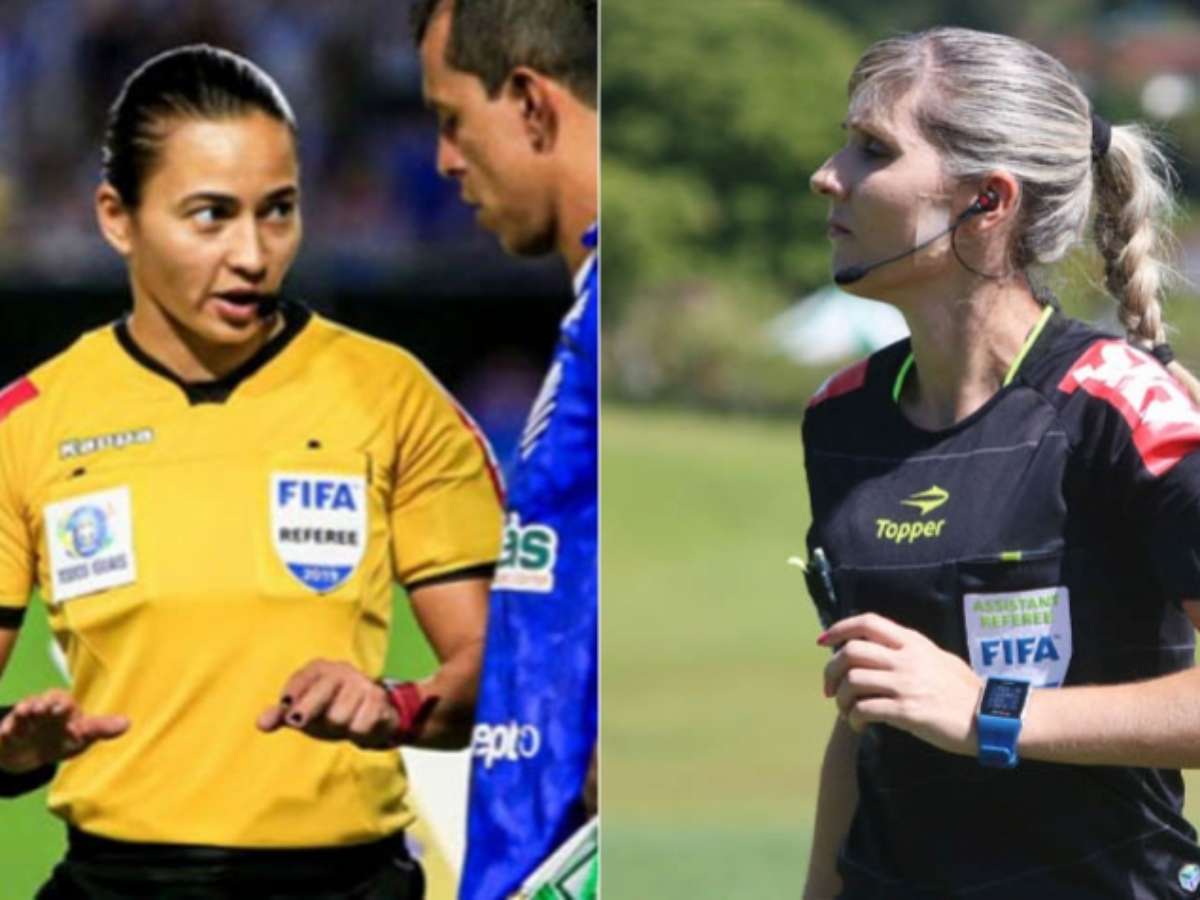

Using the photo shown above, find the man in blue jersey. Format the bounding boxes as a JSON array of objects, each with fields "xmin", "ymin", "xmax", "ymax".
[{"xmin": 411, "ymin": 2, "xmax": 597, "ymax": 898}]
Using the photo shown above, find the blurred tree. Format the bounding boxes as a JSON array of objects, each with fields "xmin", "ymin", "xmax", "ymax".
[
  {"xmin": 603, "ymin": 0, "xmax": 861, "ymax": 320},
  {"xmin": 603, "ymin": 0, "xmax": 1200, "ymax": 412},
  {"xmin": 804, "ymin": 0, "xmax": 1197, "ymax": 38}
]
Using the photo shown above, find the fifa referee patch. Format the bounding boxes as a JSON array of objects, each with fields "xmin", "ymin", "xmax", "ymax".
[
  {"xmin": 44, "ymin": 486, "xmax": 137, "ymax": 603},
  {"xmin": 271, "ymin": 473, "xmax": 366, "ymax": 593}
]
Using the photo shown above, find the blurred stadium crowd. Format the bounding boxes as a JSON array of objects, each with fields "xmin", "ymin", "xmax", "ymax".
[
  {"xmin": 0, "ymin": 0, "xmax": 492, "ymax": 283},
  {"xmin": 0, "ymin": 0, "xmax": 569, "ymax": 476}
]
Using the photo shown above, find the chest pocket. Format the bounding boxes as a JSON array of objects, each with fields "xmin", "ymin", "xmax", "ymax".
[
  {"xmin": 957, "ymin": 550, "xmax": 1071, "ymax": 686},
  {"xmin": 825, "ymin": 549, "xmax": 1070, "ymax": 683},
  {"xmin": 40, "ymin": 450, "xmax": 387, "ymax": 613},
  {"xmin": 829, "ymin": 561, "xmax": 962, "ymax": 655}
]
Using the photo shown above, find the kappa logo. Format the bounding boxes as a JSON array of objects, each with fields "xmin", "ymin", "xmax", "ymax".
[
  {"xmin": 59, "ymin": 428, "xmax": 154, "ymax": 460},
  {"xmin": 900, "ymin": 485, "xmax": 949, "ymax": 515},
  {"xmin": 471, "ymin": 721, "xmax": 542, "ymax": 769}
]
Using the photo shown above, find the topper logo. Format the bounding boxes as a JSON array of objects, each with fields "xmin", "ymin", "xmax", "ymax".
[{"xmin": 277, "ymin": 479, "xmax": 358, "ymax": 511}]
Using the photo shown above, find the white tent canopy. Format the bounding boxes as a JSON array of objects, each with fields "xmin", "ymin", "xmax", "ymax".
[{"xmin": 765, "ymin": 285, "xmax": 909, "ymax": 365}]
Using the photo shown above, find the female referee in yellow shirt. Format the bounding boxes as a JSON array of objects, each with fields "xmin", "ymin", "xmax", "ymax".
[{"xmin": 0, "ymin": 44, "xmax": 503, "ymax": 899}]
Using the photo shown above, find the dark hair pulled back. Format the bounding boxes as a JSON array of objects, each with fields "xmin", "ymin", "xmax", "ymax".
[{"xmin": 102, "ymin": 44, "xmax": 296, "ymax": 207}]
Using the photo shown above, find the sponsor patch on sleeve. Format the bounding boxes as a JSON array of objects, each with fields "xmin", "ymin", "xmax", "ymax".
[
  {"xmin": 271, "ymin": 473, "xmax": 366, "ymax": 593},
  {"xmin": 964, "ymin": 586, "xmax": 1072, "ymax": 686},
  {"xmin": 44, "ymin": 487, "xmax": 137, "ymax": 603},
  {"xmin": 1059, "ymin": 340, "xmax": 1200, "ymax": 477}
]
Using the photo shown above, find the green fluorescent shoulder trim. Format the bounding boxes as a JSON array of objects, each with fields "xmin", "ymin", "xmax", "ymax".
[
  {"xmin": 1000, "ymin": 551, "xmax": 1023, "ymax": 562},
  {"xmin": 892, "ymin": 353, "xmax": 915, "ymax": 404},
  {"xmin": 1002, "ymin": 306, "xmax": 1054, "ymax": 387}
]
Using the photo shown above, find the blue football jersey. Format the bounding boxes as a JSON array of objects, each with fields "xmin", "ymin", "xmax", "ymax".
[{"xmin": 460, "ymin": 224, "xmax": 598, "ymax": 900}]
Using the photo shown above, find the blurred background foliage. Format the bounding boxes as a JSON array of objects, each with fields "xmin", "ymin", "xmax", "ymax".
[
  {"xmin": 602, "ymin": 0, "xmax": 1200, "ymax": 414},
  {"xmin": 602, "ymin": 7, "xmax": 1200, "ymax": 894}
]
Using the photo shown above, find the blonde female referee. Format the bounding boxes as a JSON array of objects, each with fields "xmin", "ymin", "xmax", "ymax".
[{"xmin": 806, "ymin": 25, "xmax": 1200, "ymax": 899}]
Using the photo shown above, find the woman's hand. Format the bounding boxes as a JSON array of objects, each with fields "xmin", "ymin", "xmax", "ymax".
[
  {"xmin": 0, "ymin": 688, "xmax": 129, "ymax": 773},
  {"xmin": 258, "ymin": 660, "xmax": 410, "ymax": 750},
  {"xmin": 820, "ymin": 613, "xmax": 982, "ymax": 757}
]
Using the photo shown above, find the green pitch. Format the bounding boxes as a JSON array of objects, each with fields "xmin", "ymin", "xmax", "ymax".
[
  {"xmin": 0, "ymin": 588, "xmax": 436, "ymax": 898},
  {"xmin": 602, "ymin": 403, "xmax": 1200, "ymax": 897},
  {"xmin": 603, "ymin": 405, "xmax": 819, "ymax": 896}
]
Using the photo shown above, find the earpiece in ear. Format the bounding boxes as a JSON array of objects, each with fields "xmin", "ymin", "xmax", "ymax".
[{"xmin": 975, "ymin": 188, "xmax": 999, "ymax": 212}]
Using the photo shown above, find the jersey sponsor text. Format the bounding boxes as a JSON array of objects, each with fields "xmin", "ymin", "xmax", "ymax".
[
  {"xmin": 472, "ymin": 721, "xmax": 542, "ymax": 769},
  {"xmin": 59, "ymin": 428, "xmax": 154, "ymax": 460},
  {"xmin": 494, "ymin": 513, "xmax": 558, "ymax": 593}
]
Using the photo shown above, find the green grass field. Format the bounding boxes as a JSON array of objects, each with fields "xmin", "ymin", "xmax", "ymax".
[
  {"xmin": 602, "ymin": 403, "xmax": 1200, "ymax": 897},
  {"xmin": 0, "ymin": 588, "xmax": 438, "ymax": 898},
  {"xmin": 603, "ymin": 405, "xmax": 824, "ymax": 895},
  {"xmin": 10, "ymin": 404, "xmax": 1200, "ymax": 896}
]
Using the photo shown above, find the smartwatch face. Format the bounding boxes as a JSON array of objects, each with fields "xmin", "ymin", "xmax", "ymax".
[{"xmin": 980, "ymin": 678, "xmax": 1030, "ymax": 719}]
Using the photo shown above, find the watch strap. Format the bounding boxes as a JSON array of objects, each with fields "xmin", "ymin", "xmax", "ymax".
[{"xmin": 977, "ymin": 715, "xmax": 1022, "ymax": 768}]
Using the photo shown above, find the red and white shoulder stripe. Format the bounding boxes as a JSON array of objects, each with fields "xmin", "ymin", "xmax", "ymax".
[
  {"xmin": 808, "ymin": 358, "xmax": 869, "ymax": 409},
  {"xmin": 448, "ymin": 398, "xmax": 507, "ymax": 506},
  {"xmin": 0, "ymin": 377, "xmax": 38, "ymax": 425},
  {"xmin": 1058, "ymin": 340, "xmax": 1200, "ymax": 477}
]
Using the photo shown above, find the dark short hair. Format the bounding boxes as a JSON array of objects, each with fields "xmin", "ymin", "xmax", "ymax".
[
  {"xmin": 410, "ymin": 0, "xmax": 596, "ymax": 108},
  {"xmin": 103, "ymin": 44, "xmax": 297, "ymax": 207}
]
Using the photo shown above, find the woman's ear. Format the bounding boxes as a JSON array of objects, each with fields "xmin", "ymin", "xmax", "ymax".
[{"xmin": 95, "ymin": 183, "xmax": 134, "ymax": 258}]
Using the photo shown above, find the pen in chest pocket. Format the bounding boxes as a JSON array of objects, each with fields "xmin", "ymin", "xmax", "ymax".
[{"xmin": 789, "ymin": 546, "xmax": 842, "ymax": 630}]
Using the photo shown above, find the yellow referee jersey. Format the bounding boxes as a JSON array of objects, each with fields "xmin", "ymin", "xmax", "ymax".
[{"xmin": 0, "ymin": 302, "xmax": 503, "ymax": 847}]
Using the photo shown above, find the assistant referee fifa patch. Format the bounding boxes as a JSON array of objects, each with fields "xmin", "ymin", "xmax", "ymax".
[
  {"xmin": 964, "ymin": 585, "xmax": 1072, "ymax": 687},
  {"xmin": 270, "ymin": 473, "xmax": 366, "ymax": 593}
]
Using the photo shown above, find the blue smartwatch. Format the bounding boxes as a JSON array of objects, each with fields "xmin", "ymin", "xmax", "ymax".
[{"xmin": 976, "ymin": 676, "xmax": 1031, "ymax": 769}]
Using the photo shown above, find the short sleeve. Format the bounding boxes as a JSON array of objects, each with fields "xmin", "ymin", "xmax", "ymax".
[
  {"xmin": 1060, "ymin": 341, "xmax": 1200, "ymax": 597},
  {"xmin": 389, "ymin": 365, "xmax": 504, "ymax": 590},
  {"xmin": 0, "ymin": 379, "xmax": 37, "ymax": 626}
]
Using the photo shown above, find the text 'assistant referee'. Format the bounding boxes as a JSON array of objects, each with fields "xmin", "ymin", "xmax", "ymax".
[{"xmin": 271, "ymin": 474, "xmax": 366, "ymax": 593}]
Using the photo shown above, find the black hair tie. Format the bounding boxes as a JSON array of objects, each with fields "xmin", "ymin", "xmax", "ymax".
[
  {"xmin": 1151, "ymin": 342, "xmax": 1175, "ymax": 366},
  {"xmin": 1091, "ymin": 111, "xmax": 1112, "ymax": 162}
]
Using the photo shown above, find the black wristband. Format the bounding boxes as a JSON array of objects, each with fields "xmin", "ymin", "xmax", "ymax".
[{"xmin": 0, "ymin": 705, "xmax": 58, "ymax": 797}]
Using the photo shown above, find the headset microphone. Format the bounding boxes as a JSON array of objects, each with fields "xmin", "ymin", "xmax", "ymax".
[
  {"xmin": 256, "ymin": 293, "xmax": 281, "ymax": 318},
  {"xmin": 833, "ymin": 189, "xmax": 998, "ymax": 286}
]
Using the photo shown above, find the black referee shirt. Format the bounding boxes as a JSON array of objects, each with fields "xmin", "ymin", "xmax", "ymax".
[{"xmin": 804, "ymin": 311, "xmax": 1200, "ymax": 898}]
